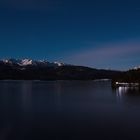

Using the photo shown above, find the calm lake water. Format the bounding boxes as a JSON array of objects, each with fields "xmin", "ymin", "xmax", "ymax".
[{"xmin": 0, "ymin": 80, "xmax": 140, "ymax": 140}]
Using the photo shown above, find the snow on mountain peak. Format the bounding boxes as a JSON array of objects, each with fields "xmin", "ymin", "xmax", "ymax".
[
  {"xmin": 133, "ymin": 66, "xmax": 140, "ymax": 70},
  {"xmin": 20, "ymin": 59, "xmax": 33, "ymax": 66},
  {"xmin": 0, "ymin": 58, "xmax": 66, "ymax": 67},
  {"xmin": 2, "ymin": 59, "xmax": 9, "ymax": 63},
  {"xmin": 2, "ymin": 58, "xmax": 20, "ymax": 64},
  {"xmin": 54, "ymin": 62, "xmax": 65, "ymax": 66}
]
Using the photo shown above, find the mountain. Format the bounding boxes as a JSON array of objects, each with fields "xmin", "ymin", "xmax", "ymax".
[
  {"xmin": 133, "ymin": 66, "xmax": 140, "ymax": 70},
  {"xmin": 2, "ymin": 59, "xmax": 140, "ymax": 86},
  {"xmin": 0, "ymin": 58, "xmax": 121, "ymax": 80},
  {"xmin": 1, "ymin": 58, "xmax": 65, "ymax": 67}
]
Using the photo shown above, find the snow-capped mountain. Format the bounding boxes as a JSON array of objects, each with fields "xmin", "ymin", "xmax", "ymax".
[
  {"xmin": 2, "ymin": 58, "xmax": 21, "ymax": 65},
  {"xmin": 0, "ymin": 58, "xmax": 122, "ymax": 80},
  {"xmin": 0, "ymin": 58, "xmax": 66, "ymax": 67},
  {"xmin": 20, "ymin": 59, "xmax": 33, "ymax": 66},
  {"xmin": 133, "ymin": 66, "xmax": 140, "ymax": 70}
]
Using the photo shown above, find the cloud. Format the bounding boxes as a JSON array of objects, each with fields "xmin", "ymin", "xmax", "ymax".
[{"xmin": 66, "ymin": 39, "xmax": 140, "ymax": 70}]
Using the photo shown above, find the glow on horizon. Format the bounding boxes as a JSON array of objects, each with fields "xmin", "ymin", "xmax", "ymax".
[{"xmin": 65, "ymin": 39, "xmax": 140, "ymax": 70}]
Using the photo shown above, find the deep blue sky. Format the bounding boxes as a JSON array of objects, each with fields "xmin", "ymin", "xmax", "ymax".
[{"xmin": 0, "ymin": 0, "xmax": 140, "ymax": 70}]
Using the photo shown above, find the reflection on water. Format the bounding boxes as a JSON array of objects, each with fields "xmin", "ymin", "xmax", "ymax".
[
  {"xmin": 116, "ymin": 86, "xmax": 140, "ymax": 98},
  {"xmin": 1, "ymin": 81, "xmax": 140, "ymax": 140}
]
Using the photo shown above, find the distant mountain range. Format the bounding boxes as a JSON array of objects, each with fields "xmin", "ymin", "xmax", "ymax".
[
  {"xmin": 0, "ymin": 58, "xmax": 121, "ymax": 80},
  {"xmin": 0, "ymin": 58, "xmax": 140, "ymax": 83},
  {"xmin": 1, "ymin": 58, "xmax": 66, "ymax": 67}
]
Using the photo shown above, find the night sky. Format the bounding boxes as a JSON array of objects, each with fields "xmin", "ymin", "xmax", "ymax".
[{"xmin": 0, "ymin": 0, "xmax": 140, "ymax": 70}]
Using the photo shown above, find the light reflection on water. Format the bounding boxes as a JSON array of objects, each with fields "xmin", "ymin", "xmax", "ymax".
[
  {"xmin": 116, "ymin": 86, "xmax": 140, "ymax": 98},
  {"xmin": 0, "ymin": 81, "xmax": 140, "ymax": 140}
]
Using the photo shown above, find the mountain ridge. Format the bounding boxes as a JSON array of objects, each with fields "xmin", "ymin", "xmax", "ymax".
[
  {"xmin": 0, "ymin": 58, "xmax": 140, "ymax": 82},
  {"xmin": 0, "ymin": 58, "xmax": 66, "ymax": 67},
  {"xmin": 0, "ymin": 58, "xmax": 121, "ymax": 80},
  {"xmin": 1, "ymin": 58, "xmax": 139, "ymax": 71}
]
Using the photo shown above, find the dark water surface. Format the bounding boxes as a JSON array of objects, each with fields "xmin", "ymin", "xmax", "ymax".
[{"xmin": 0, "ymin": 80, "xmax": 140, "ymax": 140}]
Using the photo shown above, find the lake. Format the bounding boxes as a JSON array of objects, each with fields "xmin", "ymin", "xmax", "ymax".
[{"xmin": 0, "ymin": 80, "xmax": 140, "ymax": 140}]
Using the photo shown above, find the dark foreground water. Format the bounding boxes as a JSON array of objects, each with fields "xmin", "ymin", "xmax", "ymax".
[{"xmin": 0, "ymin": 80, "xmax": 140, "ymax": 140}]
